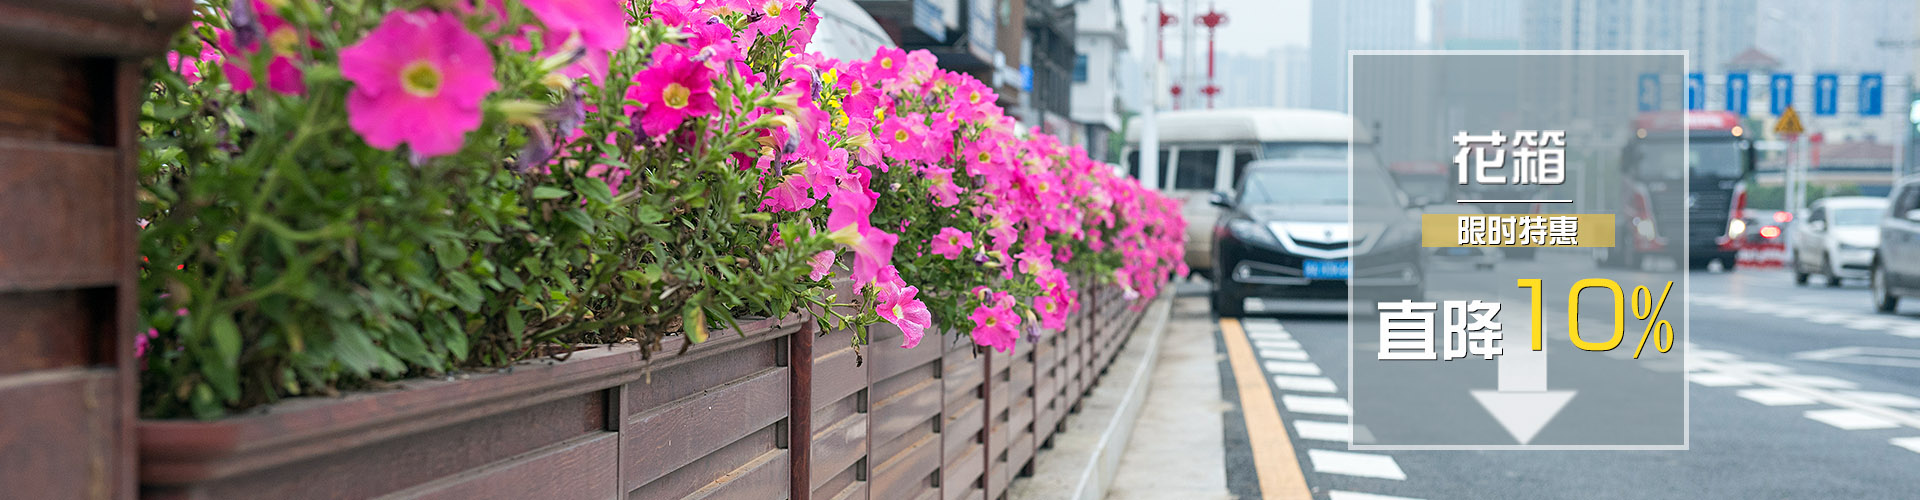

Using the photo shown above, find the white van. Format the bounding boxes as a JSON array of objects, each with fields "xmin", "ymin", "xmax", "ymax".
[{"xmin": 1122, "ymin": 108, "xmax": 1354, "ymax": 278}]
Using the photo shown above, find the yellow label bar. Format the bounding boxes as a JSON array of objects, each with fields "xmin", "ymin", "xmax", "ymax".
[{"xmin": 1420, "ymin": 214, "xmax": 1616, "ymax": 248}]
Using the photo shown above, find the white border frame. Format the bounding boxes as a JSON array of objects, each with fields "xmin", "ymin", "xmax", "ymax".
[{"xmin": 1344, "ymin": 49, "xmax": 1691, "ymax": 451}]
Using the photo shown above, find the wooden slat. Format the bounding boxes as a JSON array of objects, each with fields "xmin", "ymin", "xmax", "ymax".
[
  {"xmin": 869, "ymin": 429, "xmax": 939, "ymax": 500},
  {"xmin": 682, "ymin": 449, "xmax": 788, "ymax": 500},
  {"xmin": 630, "ymin": 426, "xmax": 786, "ymax": 500},
  {"xmin": 869, "ymin": 376, "xmax": 941, "ymax": 460},
  {"xmin": 939, "ymin": 444, "xmax": 985, "ymax": 500},
  {"xmin": 0, "ymin": 140, "xmax": 119, "ymax": 292},
  {"xmin": 809, "ymin": 408, "xmax": 867, "ymax": 492},
  {"xmin": 0, "ymin": 368, "xmax": 116, "ymax": 499},
  {"xmin": 0, "ymin": 289, "xmax": 107, "ymax": 374},
  {"xmin": 623, "ymin": 367, "xmax": 788, "ymax": 491},
  {"xmin": 390, "ymin": 432, "xmax": 618, "ymax": 500}
]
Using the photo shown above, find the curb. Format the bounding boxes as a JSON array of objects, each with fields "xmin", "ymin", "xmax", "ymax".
[{"xmin": 1069, "ymin": 292, "xmax": 1175, "ymax": 499}]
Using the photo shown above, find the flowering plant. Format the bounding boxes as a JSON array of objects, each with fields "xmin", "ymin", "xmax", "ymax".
[{"xmin": 138, "ymin": 0, "xmax": 1182, "ymax": 419}]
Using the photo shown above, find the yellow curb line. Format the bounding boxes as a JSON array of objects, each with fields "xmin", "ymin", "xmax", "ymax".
[{"xmin": 1220, "ymin": 317, "xmax": 1313, "ymax": 499}]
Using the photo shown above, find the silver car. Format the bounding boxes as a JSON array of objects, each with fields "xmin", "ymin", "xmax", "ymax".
[{"xmin": 1791, "ymin": 196, "xmax": 1887, "ymax": 286}]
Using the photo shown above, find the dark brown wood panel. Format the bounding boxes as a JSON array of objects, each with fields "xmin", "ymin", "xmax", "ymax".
[
  {"xmin": 683, "ymin": 448, "xmax": 788, "ymax": 500},
  {"xmin": 868, "ymin": 429, "xmax": 940, "ymax": 500},
  {"xmin": 868, "ymin": 375, "xmax": 941, "ymax": 450},
  {"xmin": 625, "ymin": 337, "xmax": 779, "ymax": 411},
  {"xmin": 0, "ymin": 141, "xmax": 120, "ymax": 292},
  {"xmin": 394, "ymin": 432, "xmax": 619, "ymax": 500},
  {"xmin": 0, "ymin": 369, "xmax": 117, "ymax": 499},
  {"xmin": 143, "ymin": 391, "xmax": 607, "ymax": 499},
  {"xmin": 809, "ymin": 411, "xmax": 867, "ymax": 492},
  {"xmin": 939, "ymin": 444, "xmax": 985, "ymax": 500},
  {"xmin": 0, "ymin": 289, "xmax": 107, "ymax": 374},
  {"xmin": 629, "ymin": 426, "xmax": 785, "ymax": 500},
  {"xmin": 622, "ymin": 367, "xmax": 788, "ymax": 491}
]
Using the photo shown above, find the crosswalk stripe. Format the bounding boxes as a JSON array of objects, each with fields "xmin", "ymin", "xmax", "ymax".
[
  {"xmin": 1248, "ymin": 331, "xmax": 1294, "ymax": 341},
  {"xmin": 1688, "ymin": 372, "xmax": 1751, "ymax": 387},
  {"xmin": 1772, "ymin": 374, "xmax": 1860, "ymax": 390},
  {"xmin": 1805, "ymin": 409, "xmax": 1902, "ymax": 430},
  {"xmin": 1329, "ymin": 491, "xmax": 1424, "ymax": 500},
  {"xmin": 1281, "ymin": 395, "xmax": 1352, "ymax": 416},
  {"xmin": 1260, "ymin": 349, "xmax": 1312, "ymax": 361},
  {"xmin": 1306, "ymin": 449, "xmax": 1406, "ymax": 480},
  {"xmin": 1837, "ymin": 391, "xmax": 1920, "ymax": 409},
  {"xmin": 1256, "ymin": 338, "xmax": 1304, "ymax": 350},
  {"xmin": 1292, "ymin": 419, "xmax": 1350, "ymax": 442},
  {"xmin": 1891, "ymin": 437, "xmax": 1920, "ymax": 454},
  {"xmin": 1736, "ymin": 388, "xmax": 1818, "ymax": 406},
  {"xmin": 1264, "ymin": 361, "xmax": 1324, "ymax": 376},
  {"xmin": 1272, "ymin": 375, "xmax": 1339, "ymax": 393}
]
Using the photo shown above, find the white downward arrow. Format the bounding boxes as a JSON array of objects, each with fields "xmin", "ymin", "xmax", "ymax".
[{"xmin": 1470, "ymin": 307, "xmax": 1576, "ymax": 444}]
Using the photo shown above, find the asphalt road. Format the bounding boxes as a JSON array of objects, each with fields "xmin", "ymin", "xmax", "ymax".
[{"xmin": 1197, "ymin": 263, "xmax": 1920, "ymax": 499}]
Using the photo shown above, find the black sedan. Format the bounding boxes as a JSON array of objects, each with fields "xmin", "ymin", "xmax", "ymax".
[{"xmin": 1209, "ymin": 160, "xmax": 1426, "ymax": 316}]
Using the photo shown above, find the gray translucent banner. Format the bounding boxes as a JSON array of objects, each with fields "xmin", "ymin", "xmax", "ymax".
[{"xmin": 1349, "ymin": 52, "xmax": 1693, "ymax": 449}]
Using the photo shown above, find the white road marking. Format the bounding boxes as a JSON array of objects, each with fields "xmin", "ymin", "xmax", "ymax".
[
  {"xmin": 1256, "ymin": 339, "xmax": 1304, "ymax": 350},
  {"xmin": 1836, "ymin": 391, "xmax": 1920, "ymax": 409},
  {"xmin": 1687, "ymin": 372, "xmax": 1751, "ymax": 387},
  {"xmin": 1281, "ymin": 395, "xmax": 1352, "ymax": 416},
  {"xmin": 1890, "ymin": 437, "xmax": 1920, "ymax": 454},
  {"xmin": 1805, "ymin": 409, "xmax": 1902, "ymax": 430},
  {"xmin": 1770, "ymin": 374, "xmax": 1860, "ymax": 390},
  {"xmin": 1260, "ymin": 349, "xmax": 1312, "ymax": 361},
  {"xmin": 1263, "ymin": 361, "xmax": 1323, "ymax": 376},
  {"xmin": 1272, "ymin": 375, "xmax": 1339, "ymax": 393},
  {"xmin": 1247, "ymin": 330, "xmax": 1294, "ymax": 341},
  {"xmin": 1329, "ymin": 490, "xmax": 1424, "ymax": 500},
  {"xmin": 1307, "ymin": 449, "xmax": 1406, "ymax": 480},
  {"xmin": 1292, "ymin": 419, "xmax": 1351, "ymax": 442},
  {"xmin": 1736, "ymin": 388, "xmax": 1819, "ymax": 406},
  {"xmin": 1716, "ymin": 361, "xmax": 1791, "ymax": 374},
  {"xmin": 1688, "ymin": 350, "xmax": 1742, "ymax": 362}
]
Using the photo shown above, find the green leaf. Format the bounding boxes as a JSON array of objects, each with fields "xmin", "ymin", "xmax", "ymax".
[
  {"xmin": 574, "ymin": 176, "xmax": 613, "ymax": 207},
  {"xmin": 211, "ymin": 316, "xmax": 242, "ymax": 370},
  {"xmin": 532, "ymin": 186, "xmax": 570, "ymax": 200},
  {"xmin": 683, "ymin": 306, "xmax": 709, "ymax": 344}
]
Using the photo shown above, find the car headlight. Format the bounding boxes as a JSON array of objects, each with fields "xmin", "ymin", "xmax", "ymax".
[
  {"xmin": 1228, "ymin": 219, "xmax": 1280, "ymax": 247},
  {"xmin": 1727, "ymin": 219, "xmax": 1746, "ymax": 238},
  {"xmin": 1636, "ymin": 218, "xmax": 1659, "ymax": 239}
]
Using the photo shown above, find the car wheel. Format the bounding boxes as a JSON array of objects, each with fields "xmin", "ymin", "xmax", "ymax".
[
  {"xmin": 1211, "ymin": 287, "xmax": 1244, "ymax": 317},
  {"xmin": 1872, "ymin": 262, "xmax": 1900, "ymax": 314},
  {"xmin": 1825, "ymin": 255, "xmax": 1844, "ymax": 287}
]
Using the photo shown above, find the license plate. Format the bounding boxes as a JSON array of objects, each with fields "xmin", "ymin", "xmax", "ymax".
[{"xmin": 1303, "ymin": 259, "xmax": 1350, "ymax": 280}]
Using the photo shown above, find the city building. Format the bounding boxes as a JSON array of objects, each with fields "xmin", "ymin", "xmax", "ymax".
[
  {"xmin": 1310, "ymin": 0, "xmax": 1419, "ymax": 111},
  {"xmin": 1430, "ymin": 0, "xmax": 1522, "ymax": 50},
  {"xmin": 1072, "ymin": 0, "xmax": 1128, "ymax": 161}
]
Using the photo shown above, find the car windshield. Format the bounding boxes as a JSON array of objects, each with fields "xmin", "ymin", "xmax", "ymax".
[
  {"xmin": 1832, "ymin": 207, "xmax": 1881, "ymax": 227},
  {"xmin": 1240, "ymin": 166, "xmax": 1397, "ymax": 206}
]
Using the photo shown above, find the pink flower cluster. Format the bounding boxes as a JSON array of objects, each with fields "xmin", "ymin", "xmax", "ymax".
[{"xmin": 178, "ymin": 0, "xmax": 1185, "ymax": 354}]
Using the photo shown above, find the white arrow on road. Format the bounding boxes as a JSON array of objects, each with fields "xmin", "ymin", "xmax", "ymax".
[{"xmin": 1471, "ymin": 312, "xmax": 1576, "ymax": 445}]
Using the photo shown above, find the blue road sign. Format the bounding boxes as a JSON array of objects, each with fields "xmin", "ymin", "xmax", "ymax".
[
  {"xmin": 1639, "ymin": 73, "xmax": 1661, "ymax": 111},
  {"xmin": 1771, "ymin": 73, "xmax": 1794, "ymax": 116},
  {"xmin": 1726, "ymin": 73, "xmax": 1749, "ymax": 115},
  {"xmin": 1814, "ymin": 73, "xmax": 1839, "ymax": 115},
  {"xmin": 1687, "ymin": 73, "xmax": 1705, "ymax": 110},
  {"xmin": 1860, "ymin": 73, "xmax": 1885, "ymax": 116}
]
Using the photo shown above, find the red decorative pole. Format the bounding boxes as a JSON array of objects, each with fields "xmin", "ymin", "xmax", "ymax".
[{"xmin": 1197, "ymin": 5, "xmax": 1227, "ymax": 109}]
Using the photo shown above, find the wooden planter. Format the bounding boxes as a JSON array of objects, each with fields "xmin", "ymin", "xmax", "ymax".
[
  {"xmin": 136, "ymin": 280, "xmax": 1155, "ymax": 500},
  {"xmin": 138, "ymin": 317, "xmax": 806, "ymax": 499}
]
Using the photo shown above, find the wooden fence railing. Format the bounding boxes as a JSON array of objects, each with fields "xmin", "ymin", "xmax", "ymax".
[{"xmin": 138, "ymin": 282, "xmax": 1155, "ymax": 499}]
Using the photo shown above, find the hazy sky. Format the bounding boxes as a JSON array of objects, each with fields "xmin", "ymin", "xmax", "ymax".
[{"xmin": 1124, "ymin": 0, "xmax": 1432, "ymax": 57}]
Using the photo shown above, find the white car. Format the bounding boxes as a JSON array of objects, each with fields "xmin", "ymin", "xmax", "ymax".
[{"xmin": 1791, "ymin": 196, "xmax": 1888, "ymax": 286}]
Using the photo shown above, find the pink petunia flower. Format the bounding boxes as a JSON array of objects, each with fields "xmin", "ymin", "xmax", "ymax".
[
  {"xmin": 523, "ymin": 0, "xmax": 630, "ymax": 84},
  {"xmin": 628, "ymin": 45, "xmax": 718, "ymax": 137},
  {"xmin": 931, "ymin": 227, "xmax": 973, "ymax": 260},
  {"xmin": 339, "ymin": 10, "xmax": 498, "ymax": 157},
  {"xmin": 215, "ymin": 0, "xmax": 306, "ymax": 94},
  {"xmin": 969, "ymin": 292, "xmax": 1021, "ymax": 353},
  {"xmin": 1035, "ymin": 294, "xmax": 1069, "ymax": 331},
  {"xmin": 808, "ymin": 250, "xmax": 836, "ymax": 280},
  {"xmin": 876, "ymin": 282, "xmax": 933, "ymax": 349}
]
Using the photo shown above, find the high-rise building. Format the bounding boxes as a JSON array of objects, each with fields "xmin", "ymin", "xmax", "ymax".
[
  {"xmin": 1310, "ymin": 0, "xmax": 1419, "ymax": 111},
  {"xmin": 1520, "ymin": 0, "xmax": 1755, "ymax": 72},
  {"xmin": 1431, "ymin": 0, "xmax": 1522, "ymax": 49}
]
